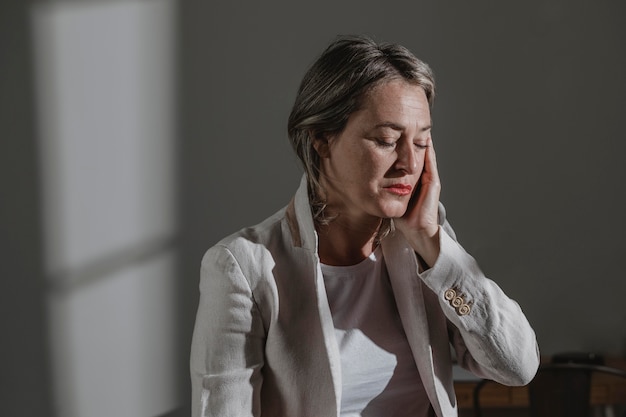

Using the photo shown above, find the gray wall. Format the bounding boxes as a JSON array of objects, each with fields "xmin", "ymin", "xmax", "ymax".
[{"xmin": 178, "ymin": 0, "xmax": 626, "ymax": 372}]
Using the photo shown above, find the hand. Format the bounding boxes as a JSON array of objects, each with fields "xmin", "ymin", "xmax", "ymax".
[{"xmin": 395, "ymin": 137, "xmax": 441, "ymax": 267}]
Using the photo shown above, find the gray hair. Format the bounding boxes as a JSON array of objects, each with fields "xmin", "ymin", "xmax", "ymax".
[{"xmin": 287, "ymin": 35, "xmax": 435, "ymax": 239}]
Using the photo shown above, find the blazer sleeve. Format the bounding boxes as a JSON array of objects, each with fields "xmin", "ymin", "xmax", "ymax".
[
  {"xmin": 418, "ymin": 207, "xmax": 540, "ymax": 386},
  {"xmin": 190, "ymin": 244, "xmax": 266, "ymax": 417}
]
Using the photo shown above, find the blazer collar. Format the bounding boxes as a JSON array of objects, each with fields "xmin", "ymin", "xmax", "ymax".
[{"xmin": 285, "ymin": 175, "xmax": 318, "ymax": 252}]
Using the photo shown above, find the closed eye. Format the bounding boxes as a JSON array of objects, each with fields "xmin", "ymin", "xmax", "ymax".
[{"xmin": 375, "ymin": 138, "xmax": 397, "ymax": 148}]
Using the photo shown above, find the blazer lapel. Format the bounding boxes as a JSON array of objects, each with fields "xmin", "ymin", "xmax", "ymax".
[
  {"xmin": 284, "ymin": 176, "xmax": 342, "ymax": 416},
  {"xmin": 382, "ymin": 235, "xmax": 444, "ymax": 417}
]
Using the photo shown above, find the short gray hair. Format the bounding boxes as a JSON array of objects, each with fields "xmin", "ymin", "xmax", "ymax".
[{"xmin": 288, "ymin": 35, "xmax": 435, "ymax": 237}]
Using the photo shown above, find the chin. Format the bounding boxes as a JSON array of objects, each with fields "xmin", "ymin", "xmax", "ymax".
[{"xmin": 379, "ymin": 205, "xmax": 409, "ymax": 219}]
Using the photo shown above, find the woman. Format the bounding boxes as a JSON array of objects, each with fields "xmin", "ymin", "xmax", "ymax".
[{"xmin": 190, "ymin": 35, "xmax": 539, "ymax": 417}]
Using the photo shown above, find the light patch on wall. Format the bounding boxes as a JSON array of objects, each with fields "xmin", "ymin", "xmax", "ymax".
[{"xmin": 31, "ymin": 1, "xmax": 180, "ymax": 416}]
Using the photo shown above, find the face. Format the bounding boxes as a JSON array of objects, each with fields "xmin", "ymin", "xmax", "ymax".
[{"xmin": 314, "ymin": 79, "xmax": 432, "ymax": 223}]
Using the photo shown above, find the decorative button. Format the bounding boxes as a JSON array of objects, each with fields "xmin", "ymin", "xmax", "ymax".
[
  {"xmin": 458, "ymin": 304, "xmax": 471, "ymax": 316},
  {"xmin": 452, "ymin": 296, "xmax": 464, "ymax": 308},
  {"xmin": 444, "ymin": 289, "xmax": 456, "ymax": 301}
]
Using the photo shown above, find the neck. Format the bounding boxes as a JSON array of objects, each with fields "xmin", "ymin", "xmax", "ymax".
[{"xmin": 316, "ymin": 214, "xmax": 382, "ymax": 266}]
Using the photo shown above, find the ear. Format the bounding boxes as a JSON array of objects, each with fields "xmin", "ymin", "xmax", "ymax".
[{"xmin": 312, "ymin": 132, "xmax": 331, "ymax": 158}]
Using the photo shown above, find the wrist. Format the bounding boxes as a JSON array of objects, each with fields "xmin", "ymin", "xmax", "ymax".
[{"xmin": 409, "ymin": 227, "xmax": 440, "ymax": 268}]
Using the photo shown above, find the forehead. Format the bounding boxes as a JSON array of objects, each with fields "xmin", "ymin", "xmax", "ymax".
[{"xmin": 356, "ymin": 80, "xmax": 431, "ymax": 128}]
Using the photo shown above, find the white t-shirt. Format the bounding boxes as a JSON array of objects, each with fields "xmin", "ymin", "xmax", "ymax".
[{"xmin": 321, "ymin": 247, "xmax": 433, "ymax": 417}]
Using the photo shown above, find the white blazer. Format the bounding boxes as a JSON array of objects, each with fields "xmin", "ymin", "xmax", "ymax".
[{"xmin": 190, "ymin": 176, "xmax": 539, "ymax": 417}]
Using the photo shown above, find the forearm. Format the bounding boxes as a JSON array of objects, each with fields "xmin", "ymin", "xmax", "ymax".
[{"xmin": 419, "ymin": 227, "xmax": 539, "ymax": 385}]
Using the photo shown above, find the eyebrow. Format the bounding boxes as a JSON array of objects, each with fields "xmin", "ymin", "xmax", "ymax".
[{"xmin": 372, "ymin": 121, "xmax": 433, "ymax": 132}]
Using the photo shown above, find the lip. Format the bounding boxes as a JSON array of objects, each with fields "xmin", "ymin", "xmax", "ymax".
[{"xmin": 384, "ymin": 183, "xmax": 413, "ymax": 196}]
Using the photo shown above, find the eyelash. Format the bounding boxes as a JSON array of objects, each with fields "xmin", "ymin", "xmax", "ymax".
[
  {"xmin": 375, "ymin": 139, "xmax": 428, "ymax": 150},
  {"xmin": 376, "ymin": 139, "xmax": 396, "ymax": 148}
]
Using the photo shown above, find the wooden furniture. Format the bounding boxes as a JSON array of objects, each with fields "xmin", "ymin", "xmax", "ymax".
[
  {"xmin": 454, "ymin": 358, "xmax": 626, "ymax": 411},
  {"xmin": 529, "ymin": 363, "xmax": 626, "ymax": 417}
]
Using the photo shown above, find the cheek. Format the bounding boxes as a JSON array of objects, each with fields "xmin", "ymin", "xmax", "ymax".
[
  {"xmin": 350, "ymin": 150, "xmax": 383, "ymax": 180},
  {"xmin": 372, "ymin": 152, "xmax": 398, "ymax": 174}
]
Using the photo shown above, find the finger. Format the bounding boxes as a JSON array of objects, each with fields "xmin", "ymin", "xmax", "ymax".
[
  {"xmin": 424, "ymin": 137, "xmax": 440, "ymax": 180},
  {"xmin": 417, "ymin": 139, "xmax": 441, "ymax": 224}
]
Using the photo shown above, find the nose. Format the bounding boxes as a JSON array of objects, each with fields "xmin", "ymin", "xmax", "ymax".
[{"xmin": 395, "ymin": 139, "xmax": 418, "ymax": 174}]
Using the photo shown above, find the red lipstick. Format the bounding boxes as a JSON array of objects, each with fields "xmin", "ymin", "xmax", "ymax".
[{"xmin": 384, "ymin": 184, "xmax": 412, "ymax": 196}]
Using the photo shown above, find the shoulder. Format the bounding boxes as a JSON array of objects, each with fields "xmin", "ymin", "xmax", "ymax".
[
  {"xmin": 201, "ymin": 206, "xmax": 289, "ymax": 280},
  {"xmin": 215, "ymin": 205, "xmax": 286, "ymax": 250}
]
